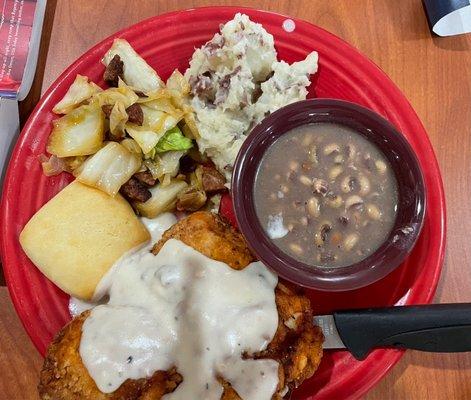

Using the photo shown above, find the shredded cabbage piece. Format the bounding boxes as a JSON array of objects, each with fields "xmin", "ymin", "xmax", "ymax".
[
  {"xmin": 40, "ymin": 154, "xmax": 96, "ymax": 176},
  {"xmin": 165, "ymin": 70, "xmax": 199, "ymax": 139},
  {"xmin": 125, "ymin": 124, "xmax": 165, "ymax": 155},
  {"xmin": 135, "ymin": 179, "xmax": 188, "ymax": 218},
  {"xmin": 109, "ymin": 101, "xmax": 128, "ymax": 137},
  {"xmin": 181, "ymin": 111, "xmax": 200, "ymax": 139},
  {"xmin": 102, "ymin": 38, "xmax": 164, "ymax": 92},
  {"xmin": 76, "ymin": 142, "xmax": 141, "ymax": 196},
  {"xmin": 166, "ymin": 70, "xmax": 190, "ymax": 96},
  {"xmin": 39, "ymin": 154, "xmax": 68, "ymax": 176},
  {"xmin": 47, "ymin": 103, "xmax": 104, "ymax": 157},
  {"xmin": 120, "ymin": 138, "xmax": 142, "ymax": 154},
  {"xmin": 141, "ymin": 105, "xmax": 182, "ymax": 135},
  {"xmin": 139, "ymin": 72, "xmax": 199, "ymax": 140},
  {"xmin": 53, "ymin": 75, "xmax": 101, "ymax": 114},
  {"xmin": 139, "ymin": 97, "xmax": 181, "ymax": 118},
  {"xmin": 92, "ymin": 78, "xmax": 139, "ymax": 109},
  {"xmin": 176, "ymin": 188, "xmax": 207, "ymax": 212},
  {"xmin": 144, "ymin": 150, "xmax": 185, "ymax": 180}
]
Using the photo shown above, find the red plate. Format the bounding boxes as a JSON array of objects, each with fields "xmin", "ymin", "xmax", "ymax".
[{"xmin": 0, "ymin": 7, "xmax": 445, "ymax": 400}]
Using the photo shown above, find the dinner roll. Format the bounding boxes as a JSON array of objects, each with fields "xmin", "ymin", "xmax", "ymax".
[{"xmin": 20, "ymin": 181, "xmax": 150, "ymax": 300}]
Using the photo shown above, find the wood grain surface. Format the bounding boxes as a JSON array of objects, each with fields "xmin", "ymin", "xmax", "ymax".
[
  {"xmin": 0, "ymin": 288, "xmax": 42, "ymax": 399},
  {"xmin": 1, "ymin": 0, "xmax": 471, "ymax": 399}
]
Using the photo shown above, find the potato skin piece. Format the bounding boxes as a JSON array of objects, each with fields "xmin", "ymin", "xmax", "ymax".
[{"xmin": 39, "ymin": 211, "xmax": 323, "ymax": 399}]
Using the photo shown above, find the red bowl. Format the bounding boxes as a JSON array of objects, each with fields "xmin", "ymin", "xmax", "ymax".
[{"xmin": 232, "ymin": 99, "xmax": 426, "ymax": 291}]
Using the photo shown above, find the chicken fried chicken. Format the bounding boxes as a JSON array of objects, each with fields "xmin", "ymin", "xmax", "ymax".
[{"xmin": 38, "ymin": 211, "xmax": 323, "ymax": 399}]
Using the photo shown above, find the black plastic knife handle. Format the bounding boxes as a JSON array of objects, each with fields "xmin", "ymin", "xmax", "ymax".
[{"xmin": 333, "ymin": 303, "xmax": 471, "ymax": 360}]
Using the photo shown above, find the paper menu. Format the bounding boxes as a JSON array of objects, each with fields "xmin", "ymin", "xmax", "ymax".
[
  {"xmin": 0, "ymin": 0, "xmax": 45, "ymax": 99},
  {"xmin": 0, "ymin": 0, "xmax": 45, "ymax": 187}
]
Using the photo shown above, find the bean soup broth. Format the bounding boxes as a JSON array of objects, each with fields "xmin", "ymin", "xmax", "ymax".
[{"xmin": 254, "ymin": 123, "xmax": 398, "ymax": 268}]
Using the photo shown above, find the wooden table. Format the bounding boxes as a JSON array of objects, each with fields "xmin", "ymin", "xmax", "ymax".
[{"xmin": 1, "ymin": 0, "xmax": 471, "ymax": 399}]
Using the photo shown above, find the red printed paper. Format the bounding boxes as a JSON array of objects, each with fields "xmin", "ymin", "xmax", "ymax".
[{"xmin": 0, "ymin": 0, "xmax": 37, "ymax": 98}]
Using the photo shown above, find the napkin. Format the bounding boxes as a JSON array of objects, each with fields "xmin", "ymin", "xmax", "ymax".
[{"xmin": 423, "ymin": 0, "xmax": 471, "ymax": 36}]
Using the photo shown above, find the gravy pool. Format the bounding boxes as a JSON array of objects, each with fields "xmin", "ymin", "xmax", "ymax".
[{"xmin": 254, "ymin": 123, "xmax": 398, "ymax": 268}]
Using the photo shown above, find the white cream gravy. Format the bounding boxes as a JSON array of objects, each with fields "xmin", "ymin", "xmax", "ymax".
[
  {"xmin": 77, "ymin": 213, "xmax": 280, "ymax": 399},
  {"xmin": 69, "ymin": 213, "xmax": 178, "ymax": 316}
]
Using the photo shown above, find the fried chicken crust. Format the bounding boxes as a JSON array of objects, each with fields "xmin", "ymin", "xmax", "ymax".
[
  {"xmin": 39, "ymin": 211, "xmax": 323, "ymax": 399},
  {"xmin": 38, "ymin": 311, "xmax": 182, "ymax": 399},
  {"xmin": 151, "ymin": 211, "xmax": 254, "ymax": 270}
]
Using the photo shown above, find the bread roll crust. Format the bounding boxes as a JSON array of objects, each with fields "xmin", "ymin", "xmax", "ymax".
[{"xmin": 20, "ymin": 181, "xmax": 150, "ymax": 300}]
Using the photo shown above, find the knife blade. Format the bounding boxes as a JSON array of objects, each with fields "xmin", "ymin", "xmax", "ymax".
[
  {"xmin": 313, "ymin": 314, "xmax": 346, "ymax": 349},
  {"xmin": 313, "ymin": 303, "xmax": 471, "ymax": 360}
]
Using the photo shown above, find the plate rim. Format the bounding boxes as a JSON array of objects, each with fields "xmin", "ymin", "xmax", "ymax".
[{"xmin": 0, "ymin": 6, "xmax": 447, "ymax": 400}]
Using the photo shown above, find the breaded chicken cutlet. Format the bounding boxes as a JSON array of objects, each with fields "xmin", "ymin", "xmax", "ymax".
[{"xmin": 38, "ymin": 211, "xmax": 323, "ymax": 399}]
